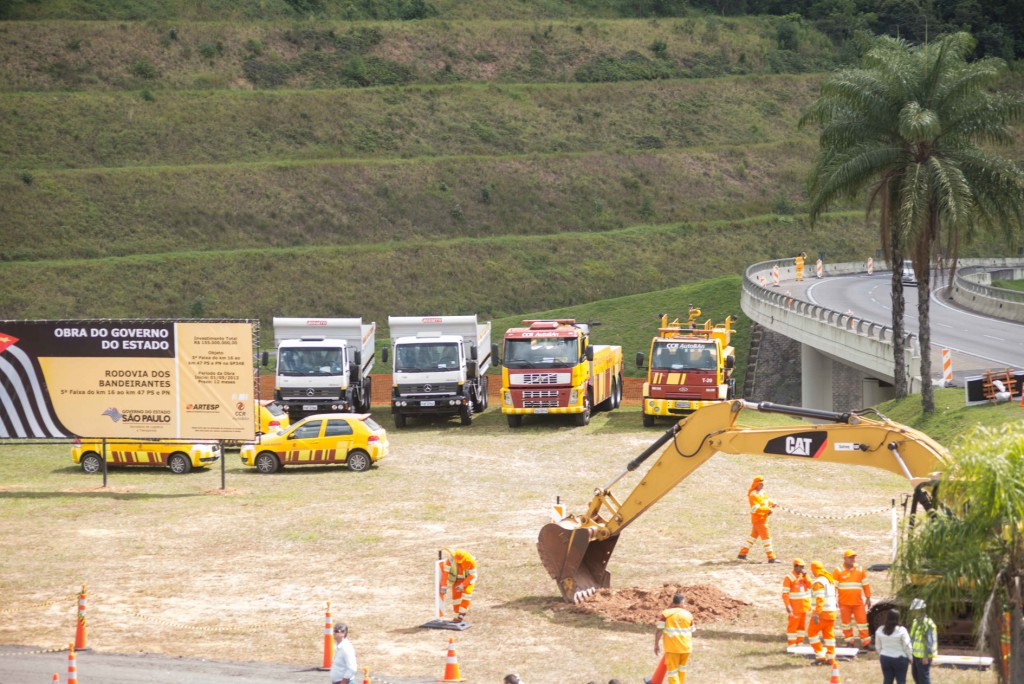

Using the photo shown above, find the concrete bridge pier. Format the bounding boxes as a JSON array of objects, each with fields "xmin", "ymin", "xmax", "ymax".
[
  {"xmin": 862, "ymin": 377, "xmax": 896, "ymax": 407},
  {"xmin": 801, "ymin": 343, "xmax": 833, "ymax": 410}
]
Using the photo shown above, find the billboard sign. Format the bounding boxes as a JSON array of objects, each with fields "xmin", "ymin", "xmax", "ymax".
[{"xmin": 0, "ymin": 320, "xmax": 256, "ymax": 440}]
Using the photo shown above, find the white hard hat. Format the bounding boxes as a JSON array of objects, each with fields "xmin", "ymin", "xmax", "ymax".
[{"xmin": 909, "ymin": 598, "xmax": 926, "ymax": 611}]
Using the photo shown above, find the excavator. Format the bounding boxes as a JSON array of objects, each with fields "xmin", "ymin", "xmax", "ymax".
[{"xmin": 537, "ymin": 398, "xmax": 950, "ymax": 603}]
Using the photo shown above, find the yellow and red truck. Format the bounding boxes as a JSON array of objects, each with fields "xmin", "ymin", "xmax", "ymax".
[
  {"xmin": 635, "ymin": 308, "xmax": 737, "ymax": 427},
  {"xmin": 499, "ymin": 319, "xmax": 623, "ymax": 428}
]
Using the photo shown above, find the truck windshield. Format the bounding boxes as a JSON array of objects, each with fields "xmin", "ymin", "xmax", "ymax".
[
  {"xmin": 503, "ymin": 338, "xmax": 578, "ymax": 368},
  {"xmin": 278, "ymin": 348, "xmax": 345, "ymax": 376},
  {"xmin": 651, "ymin": 341, "xmax": 717, "ymax": 371},
  {"xmin": 394, "ymin": 343, "xmax": 461, "ymax": 372}
]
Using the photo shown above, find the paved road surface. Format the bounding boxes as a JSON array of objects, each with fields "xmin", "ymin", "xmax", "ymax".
[{"xmin": 0, "ymin": 646, "xmax": 434, "ymax": 684}]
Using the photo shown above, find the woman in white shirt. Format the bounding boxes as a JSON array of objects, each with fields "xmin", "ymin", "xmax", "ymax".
[{"xmin": 875, "ymin": 608, "xmax": 913, "ymax": 684}]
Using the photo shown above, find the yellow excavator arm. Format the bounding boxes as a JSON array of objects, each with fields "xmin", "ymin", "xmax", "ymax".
[{"xmin": 537, "ymin": 399, "xmax": 949, "ymax": 603}]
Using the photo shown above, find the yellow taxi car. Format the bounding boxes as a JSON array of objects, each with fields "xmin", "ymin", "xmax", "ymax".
[
  {"xmin": 240, "ymin": 413, "xmax": 387, "ymax": 474},
  {"xmin": 72, "ymin": 440, "xmax": 221, "ymax": 474},
  {"xmin": 257, "ymin": 399, "xmax": 290, "ymax": 436}
]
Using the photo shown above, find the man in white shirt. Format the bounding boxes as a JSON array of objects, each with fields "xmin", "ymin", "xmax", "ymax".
[{"xmin": 330, "ymin": 623, "xmax": 357, "ymax": 684}]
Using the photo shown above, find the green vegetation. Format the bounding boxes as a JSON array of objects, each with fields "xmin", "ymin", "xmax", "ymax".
[
  {"xmin": 873, "ymin": 387, "xmax": 1020, "ymax": 446},
  {"xmin": 995, "ymin": 279, "xmax": 1024, "ymax": 292}
]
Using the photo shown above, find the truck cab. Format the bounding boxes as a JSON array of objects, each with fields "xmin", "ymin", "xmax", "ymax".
[{"xmin": 636, "ymin": 311, "xmax": 736, "ymax": 426}]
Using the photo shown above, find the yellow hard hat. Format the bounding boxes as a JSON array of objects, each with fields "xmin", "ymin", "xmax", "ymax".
[
  {"xmin": 793, "ymin": 558, "xmax": 805, "ymax": 566},
  {"xmin": 454, "ymin": 550, "xmax": 466, "ymax": 561},
  {"xmin": 810, "ymin": 560, "xmax": 825, "ymax": 573},
  {"xmin": 843, "ymin": 549, "xmax": 857, "ymax": 558}
]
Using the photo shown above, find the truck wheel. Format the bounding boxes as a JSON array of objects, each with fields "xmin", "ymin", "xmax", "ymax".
[
  {"xmin": 358, "ymin": 378, "xmax": 372, "ymax": 413},
  {"xmin": 168, "ymin": 453, "xmax": 192, "ymax": 474},
  {"xmin": 254, "ymin": 452, "xmax": 280, "ymax": 474},
  {"xmin": 574, "ymin": 392, "xmax": 592, "ymax": 427},
  {"xmin": 642, "ymin": 413, "xmax": 655, "ymax": 428},
  {"xmin": 80, "ymin": 453, "xmax": 103, "ymax": 474},
  {"xmin": 613, "ymin": 374, "xmax": 623, "ymax": 409},
  {"xmin": 727, "ymin": 378, "xmax": 736, "ymax": 400},
  {"xmin": 473, "ymin": 377, "xmax": 488, "ymax": 412},
  {"xmin": 394, "ymin": 413, "xmax": 406, "ymax": 429},
  {"xmin": 460, "ymin": 401, "xmax": 473, "ymax": 426},
  {"xmin": 507, "ymin": 414, "xmax": 523, "ymax": 428},
  {"xmin": 346, "ymin": 449, "xmax": 372, "ymax": 472}
]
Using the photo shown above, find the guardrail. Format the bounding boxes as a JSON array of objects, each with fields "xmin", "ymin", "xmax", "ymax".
[{"xmin": 951, "ymin": 260, "xmax": 1024, "ymax": 323}]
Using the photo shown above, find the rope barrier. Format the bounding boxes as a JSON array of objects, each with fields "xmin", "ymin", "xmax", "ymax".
[
  {"xmin": 115, "ymin": 608, "xmax": 310, "ymax": 633},
  {"xmin": 775, "ymin": 504, "xmax": 892, "ymax": 520},
  {"xmin": 0, "ymin": 594, "xmax": 77, "ymax": 615},
  {"xmin": 0, "ymin": 645, "xmax": 70, "ymax": 656}
]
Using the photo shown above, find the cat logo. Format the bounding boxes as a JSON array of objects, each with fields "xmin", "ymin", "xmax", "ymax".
[{"xmin": 764, "ymin": 431, "xmax": 827, "ymax": 459}]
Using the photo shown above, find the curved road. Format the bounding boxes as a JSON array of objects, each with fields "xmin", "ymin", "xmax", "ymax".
[{"xmin": 794, "ymin": 270, "xmax": 1024, "ymax": 378}]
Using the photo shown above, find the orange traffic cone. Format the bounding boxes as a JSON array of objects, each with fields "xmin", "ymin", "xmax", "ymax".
[
  {"xmin": 828, "ymin": 660, "xmax": 842, "ymax": 683},
  {"xmin": 362, "ymin": 666, "xmax": 371, "ymax": 684},
  {"xmin": 643, "ymin": 654, "xmax": 666, "ymax": 684},
  {"xmin": 51, "ymin": 674, "xmax": 59, "ymax": 683},
  {"xmin": 75, "ymin": 584, "xmax": 88, "ymax": 650},
  {"xmin": 67, "ymin": 644, "xmax": 77, "ymax": 684},
  {"xmin": 438, "ymin": 637, "xmax": 465, "ymax": 682},
  {"xmin": 319, "ymin": 601, "xmax": 334, "ymax": 671}
]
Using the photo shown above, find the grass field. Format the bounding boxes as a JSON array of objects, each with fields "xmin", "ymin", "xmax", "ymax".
[{"xmin": 0, "ymin": 392, "xmax": 1009, "ymax": 682}]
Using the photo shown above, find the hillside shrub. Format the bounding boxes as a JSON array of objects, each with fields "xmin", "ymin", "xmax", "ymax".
[
  {"xmin": 574, "ymin": 50, "xmax": 676, "ymax": 82},
  {"xmin": 242, "ymin": 58, "xmax": 292, "ymax": 87},
  {"xmin": 130, "ymin": 57, "xmax": 160, "ymax": 79}
]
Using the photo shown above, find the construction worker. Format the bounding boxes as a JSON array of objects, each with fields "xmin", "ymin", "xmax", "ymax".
[
  {"xmin": 807, "ymin": 560, "xmax": 839, "ymax": 665},
  {"xmin": 834, "ymin": 549, "xmax": 872, "ymax": 648},
  {"xmin": 782, "ymin": 558, "xmax": 811, "ymax": 647},
  {"xmin": 909, "ymin": 598, "xmax": 938, "ymax": 684},
  {"xmin": 439, "ymin": 548, "xmax": 477, "ymax": 623},
  {"xmin": 738, "ymin": 476, "xmax": 778, "ymax": 562},
  {"xmin": 654, "ymin": 592, "xmax": 694, "ymax": 684},
  {"xmin": 795, "ymin": 252, "xmax": 807, "ymax": 281}
]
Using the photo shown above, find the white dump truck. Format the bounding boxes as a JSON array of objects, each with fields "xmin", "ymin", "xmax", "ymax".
[
  {"xmin": 382, "ymin": 315, "xmax": 492, "ymax": 428},
  {"xmin": 269, "ymin": 318, "xmax": 376, "ymax": 422}
]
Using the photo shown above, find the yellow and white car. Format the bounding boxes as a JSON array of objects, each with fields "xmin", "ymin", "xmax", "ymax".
[
  {"xmin": 240, "ymin": 413, "xmax": 387, "ymax": 474},
  {"xmin": 72, "ymin": 440, "xmax": 221, "ymax": 474}
]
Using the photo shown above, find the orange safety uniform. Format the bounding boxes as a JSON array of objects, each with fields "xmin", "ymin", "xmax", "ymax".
[
  {"xmin": 657, "ymin": 606, "xmax": 694, "ymax": 684},
  {"xmin": 795, "ymin": 253, "xmax": 806, "ymax": 281},
  {"xmin": 439, "ymin": 550, "xmax": 477, "ymax": 621},
  {"xmin": 738, "ymin": 477, "xmax": 776, "ymax": 561},
  {"xmin": 808, "ymin": 561, "xmax": 838, "ymax": 664},
  {"xmin": 834, "ymin": 558, "xmax": 872, "ymax": 647},
  {"xmin": 782, "ymin": 563, "xmax": 812, "ymax": 646}
]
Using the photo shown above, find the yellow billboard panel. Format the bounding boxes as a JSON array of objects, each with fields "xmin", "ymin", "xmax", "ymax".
[{"xmin": 0, "ymin": 320, "xmax": 256, "ymax": 440}]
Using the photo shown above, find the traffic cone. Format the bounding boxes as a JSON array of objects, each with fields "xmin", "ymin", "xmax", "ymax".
[
  {"xmin": 319, "ymin": 601, "xmax": 333, "ymax": 671},
  {"xmin": 828, "ymin": 660, "xmax": 841, "ymax": 683},
  {"xmin": 867, "ymin": 256, "xmax": 874, "ymax": 274},
  {"xmin": 75, "ymin": 584, "xmax": 88, "ymax": 650},
  {"xmin": 643, "ymin": 654, "xmax": 666, "ymax": 684},
  {"xmin": 362, "ymin": 666, "xmax": 371, "ymax": 683},
  {"xmin": 438, "ymin": 637, "xmax": 465, "ymax": 682},
  {"xmin": 67, "ymin": 644, "xmax": 77, "ymax": 684},
  {"xmin": 51, "ymin": 674, "xmax": 59, "ymax": 683}
]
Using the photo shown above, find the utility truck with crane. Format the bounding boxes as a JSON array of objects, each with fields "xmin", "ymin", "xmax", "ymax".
[
  {"xmin": 635, "ymin": 307, "xmax": 737, "ymax": 427},
  {"xmin": 381, "ymin": 315, "xmax": 493, "ymax": 428},
  {"xmin": 268, "ymin": 317, "xmax": 376, "ymax": 422},
  {"xmin": 498, "ymin": 319, "xmax": 623, "ymax": 428},
  {"xmin": 536, "ymin": 398, "xmax": 949, "ymax": 603}
]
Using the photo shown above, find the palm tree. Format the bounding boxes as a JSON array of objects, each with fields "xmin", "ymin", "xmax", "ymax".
[
  {"xmin": 892, "ymin": 424, "xmax": 1024, "ymax": 683},
  {"xmin": 801, "ymin": 32, "xmax": 1024, "ymax": 412}
]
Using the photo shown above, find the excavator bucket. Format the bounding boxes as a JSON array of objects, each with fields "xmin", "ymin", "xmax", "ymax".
[{"xmin": 537, "ymin": 520, "xmax": 619, "ymax": 603}]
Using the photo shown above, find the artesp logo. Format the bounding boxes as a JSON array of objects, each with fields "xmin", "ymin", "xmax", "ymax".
[{"xmin": 764, "ymin": 431, "xmax": 827, "ymax": 459}]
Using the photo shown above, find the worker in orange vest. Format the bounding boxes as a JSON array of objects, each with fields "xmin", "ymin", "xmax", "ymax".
[
  {"xmin": 834, "ymin": 549, "xmax": 872, "ymax": 648},
  {"xmin": 738, "ymin": 476, "xmax": 778, "ymax": 562},
  {"xmin": 439, "ymin": 548, "xmax": 477, "ymax": 623},
  {"xmin": 808, "ymin": 560, "xmax": 839, "ymax": 665},
  {"xmin": 795, "ymin": 252, "xmax": 807, "ymax": 281},
  {"xmin": 654, "ymin": 592, "xmax": 694, "ymax": 684},
  {"xmin": 782, "ymin": 558, "xmax": 812, "ymax": 647}
]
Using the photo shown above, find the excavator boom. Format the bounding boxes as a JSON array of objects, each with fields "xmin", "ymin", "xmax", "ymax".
[{"xmin": 537, "ymin": 399, "xmax": 949, "ymax": 603}]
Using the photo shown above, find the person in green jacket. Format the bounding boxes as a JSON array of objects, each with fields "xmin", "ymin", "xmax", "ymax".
[{"xmin": 909, "ymin": 598, "xmax": 938, "ymax": 684}]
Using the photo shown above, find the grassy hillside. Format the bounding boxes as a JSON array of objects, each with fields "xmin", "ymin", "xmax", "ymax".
[
  {"xmin": 0, "ymin": 17, "xmax": 835, "ymax": 92},
  {"xmin": 875, "ymin": 387, "xmax": 1021, "ymax": 446},
  {"xmin": 0, "ymin": 76, "xmax": 823, "ymax": 169}
]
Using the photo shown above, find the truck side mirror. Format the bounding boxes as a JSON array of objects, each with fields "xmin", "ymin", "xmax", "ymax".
[
  {"xmin": 381, "ymin": 347, "xmax": 389, "ymax": 363},
  {"xmin": 636, "ymin": 352, "xmax": 646, "ymax": 368},
  {"xmin": 349, "ymin": 362, "xmax": 360, "ymax": 379},
  {"xmin": 261, "ymin": 351, "xmax": 269, "ymax": 367},
  {"xmin": 725, "ymin": 354, "xmax": 735, "ymax": 369},
  {"xmin": 585, "ymin": 345, "xmax": 594, "ymax": 362},
  {"xmin": 466, "ymin": 360, "xmax": 478, "ymax": 379},
  {"xmin": 469, "ymin": 345, "xmax": 477, "ymax": 360},
  {"xmin": 491, "ymin": 343, "xmax": 500, "ymax": 367},
  {"xmin": 353, "ymin": 350, "xmax": 362, "ymax": 367}
]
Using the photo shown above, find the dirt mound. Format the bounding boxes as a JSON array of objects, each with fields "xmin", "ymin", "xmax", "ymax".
[{"xmin": 555, "ymin": 584, "xmax": 749, "ymax": 625}]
